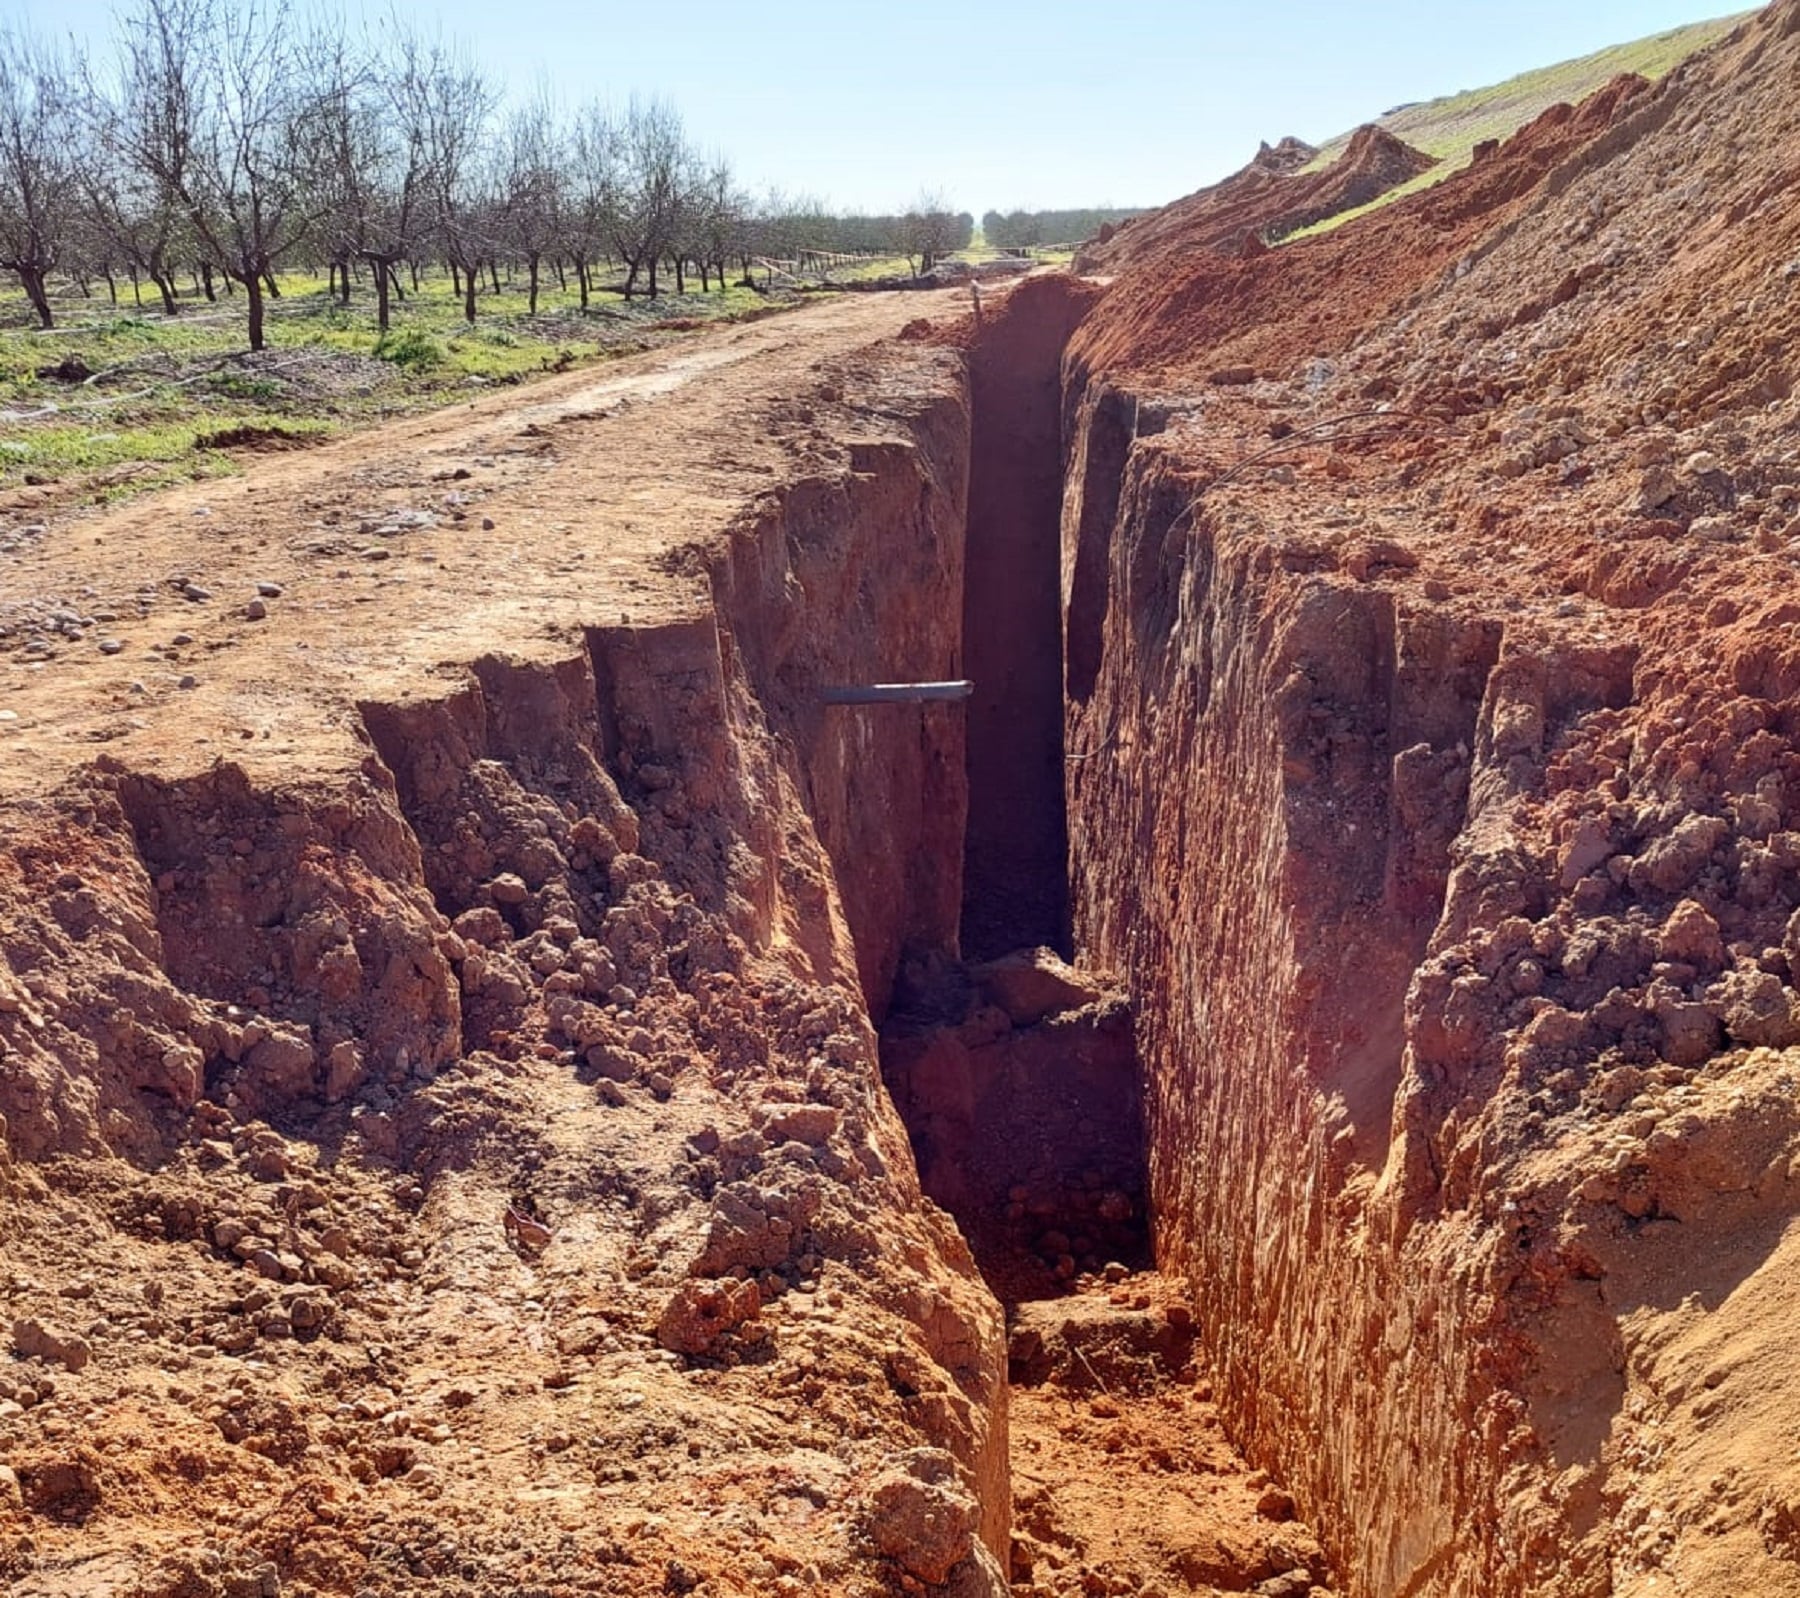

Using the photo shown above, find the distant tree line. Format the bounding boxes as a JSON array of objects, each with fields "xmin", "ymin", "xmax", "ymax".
[
  {"xmin": 0, "ymin": 0, "xmax": 976, "ymax": 349},
  {"xmin": 982, "ymin": 207, "xmax": 1148, "ymax": 250}
]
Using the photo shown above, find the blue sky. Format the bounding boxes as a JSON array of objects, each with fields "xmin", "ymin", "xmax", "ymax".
[{"xmin": 18, "ymin": 0, "xmax": 1755, "ymax": 213}]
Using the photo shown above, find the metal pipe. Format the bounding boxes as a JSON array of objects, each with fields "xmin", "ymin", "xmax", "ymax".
[{"xmin": 820, "ymin": 681, "xmax": 974, "ymax": 705}]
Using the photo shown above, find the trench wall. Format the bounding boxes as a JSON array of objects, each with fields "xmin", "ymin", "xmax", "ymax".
[
  {"xmin": 0, "ymin": 333, "xmax": 1020, "ymax": 1590},
  {"xmin": 1061, "ymin": 354, "xmax": 1800, "ymax": 1598}
]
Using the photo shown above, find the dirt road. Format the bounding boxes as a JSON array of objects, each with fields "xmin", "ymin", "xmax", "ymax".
[{"xmin": 0, "ymin": 292, "xmax": 948, "ymax": 802}]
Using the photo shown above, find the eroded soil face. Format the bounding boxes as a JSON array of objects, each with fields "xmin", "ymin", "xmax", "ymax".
[
  {"xmin": 1060, "ymin": 5, "xmax": 1800, "ymax": 1595},
  {"xmin": 0, "ymin": 294, "xmax": 1015, "ymax": 1598}
]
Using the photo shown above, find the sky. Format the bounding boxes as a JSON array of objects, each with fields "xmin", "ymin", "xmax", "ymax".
[{"xmin": 14, "ymin": 0, "xmax": 1756, "ymax": 215}]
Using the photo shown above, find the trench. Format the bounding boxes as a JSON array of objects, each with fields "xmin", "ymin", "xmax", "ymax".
[{"xmin": 871, "ymin": 278, "xmax": 1339, "ymax": 1598}]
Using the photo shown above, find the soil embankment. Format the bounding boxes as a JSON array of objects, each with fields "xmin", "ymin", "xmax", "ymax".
[
  {"xmin": 1062, "ymin": 4, "xmax": 1800, "ymax": 1594},
  {"xmin": 0, "ymin": 296, "xmax": 1015, "ymax": 1597},
  {"xmin": 12, "ymin": 3, "xmax": 1800, "ymax": 1593}
]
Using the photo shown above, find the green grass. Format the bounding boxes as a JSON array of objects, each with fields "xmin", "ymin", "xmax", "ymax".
[
  {"xmin": 1287, "ymin": 11, "xmax": 1749, "ymax": 239},
  {"xmin": 0, "ymin": 266, "xmax": 802, "ymax": 506}
]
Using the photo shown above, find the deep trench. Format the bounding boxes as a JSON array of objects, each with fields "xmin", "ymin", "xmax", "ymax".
[{"xmin": 880, "ymin": 280, "xmax": 1152, "ymax": 1308}]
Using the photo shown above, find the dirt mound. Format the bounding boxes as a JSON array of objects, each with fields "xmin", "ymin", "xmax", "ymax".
[
  {"xmin": 1061, "ymin": 2, "xmax": 1800, "ymax": 1594},
  {"xmin": 1072, "ymin": 71, "xmax": 1653, "ymax": 385},
  {"xmin": 1074, "ymin": 124, "xmax": 1434, "ymax": 275}
]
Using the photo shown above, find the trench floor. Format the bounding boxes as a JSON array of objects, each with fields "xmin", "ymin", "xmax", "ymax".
[{"xmin": 1001, "ymin": 1270, "xmax": 1339, "ymax": 1598}]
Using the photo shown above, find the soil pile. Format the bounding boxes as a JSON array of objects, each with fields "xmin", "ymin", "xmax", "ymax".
[
  {"xmin": 1061, "ymin": 2, "xmax": 1800, "ymax": 1594},
  {"xmin": 1073, "ymin": 125, "xmax": 1435, "ymax": 275},
  {"xmin": 1072, "ymin": 71, "xmax": 1654, "ymax": 384}
]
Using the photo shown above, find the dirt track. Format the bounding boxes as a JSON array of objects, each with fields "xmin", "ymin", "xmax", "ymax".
[{"xmin": 0, "ymin": 294, "xmax": 949, "ymax": 800}]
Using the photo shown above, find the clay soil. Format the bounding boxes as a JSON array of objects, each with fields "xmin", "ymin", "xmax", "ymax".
[
  {"xmin": 15, "ymin": 3, "xmax": 1800, "ymax": 1595},
  {"xmin": 1060, "ymin": 4, "xmax": 1800, "ymax": 1594},
  {"xmin": 0, "ymin": 280, "xmax": 1316, "ymax": 1598},
  {"xmin": 0, "ymin": 294, "xmax": 1005, "ymax": 1598}
]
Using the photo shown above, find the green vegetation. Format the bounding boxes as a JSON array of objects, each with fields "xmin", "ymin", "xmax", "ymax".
[
  {"xmin": 982, "ymin": 208, "xmax": 1148, "ymax": 251},
  {"xmin": 0, "ymin": 267, "xmax": 792, "ymax": 502},
  {"xmin": 1290, "ymin": 12, "xmax": 1749, "ymax": 238}
]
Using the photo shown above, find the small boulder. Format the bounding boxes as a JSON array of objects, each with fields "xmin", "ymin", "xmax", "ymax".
[
  {"xmin": 656, "ymin": 1278, "xmax": 762, "ymax": 1357},
  {"xmin": 13, "ymin": 1317, "xmax": 91, "ymax": 1372},
  {"xmin": 865, "ymin": 1449, "xmax": 979, "ymax": 1586},
  {"xmin": 972, "ymin": 948, "xmax": 1107, "ymax": 1027}
]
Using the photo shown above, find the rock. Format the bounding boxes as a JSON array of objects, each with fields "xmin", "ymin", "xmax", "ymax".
[
  {"xmin": 249, "ymin": 1249, "xmax": 288, "ymax": 1281},
  {"xmin": 245, "ymin": 598, "xmax": 268, "ymax": 621},
  {"xmin": 973, "ymin": 948, "xmax": 1108, "ymax": 1027},
  {"xmin": 489, "ymin": 873, "xmax": 529, "ymax": 906},
  {"xmin": 0, "ymin": 1463, "xmax": 21, "ymax": 1509},
  {"xmin": 656, "ymin": 1278, "xmax": 762, "ymax": 1357},
  {"xmin": 1709, "ymin": 968, "xmax": 1800, "ymax": 1047},
  {"xmin": 98, "ymin": 637, "xmax": 124, "ymax": 654},
  {"xmin": 13, "ymin": 1316, "xmax": 92, "ymax": 1371},
  {"xmin": 1257, "ymin": 1486, "xmax": 1297, "ymax": 1521},
  {"xmin": 865, "ymin": 1449, "xmax": 979, "ymax": 1586},
  {"xmin": 1659, "ymin": 899, "xmax": 1725, "ymax": 970},
  {"xmin": 759, "ymin": 1103, "xmax": 839, "ymax": 1147},
  {"xmin": 256, "ymin": 581, "xmax": 283, "ymax": 598}
]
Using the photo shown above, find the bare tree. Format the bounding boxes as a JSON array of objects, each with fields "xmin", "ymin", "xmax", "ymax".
[
  {"xmin": 902, "ymin": 189, "xmax": 960, "ymax": 277},
  {"xmin": 692, "ymin": 158, "xmax": 743, "ymax": 293},
  {"xmin": 565, "ymin": 101, "xmax": 618, "ymax": 309},
  {"xmin": 311, "ymin": 29, "xmax": 438, "ymax": 332},
  {"xmin": 608, "ymin": 97, "xmax": 687, "ymax": 300},
  {"xmin": 418, "ymin": 41, "xmax": 493, "ymax": 324},
  {"xmin": 498, "ymin": 91, "xmax": 563, "ymax": 316},
  {"xmin": 118, "ymin": 0, "xmax": 330, "ymax": 351},
  {"xmin": 0, "ymin": 29, "xmax": 80, "ymax": 328}
]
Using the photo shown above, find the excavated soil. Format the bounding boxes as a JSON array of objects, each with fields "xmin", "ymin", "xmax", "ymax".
[
  {"xmin": 1072, "ymin": 125, "xmax": 1436, "ymax": 275},
  {"xmin": 15, "ymin": 4, "xmax": 1800, "ymax": 1597},
  {"xmin": 1060, "ymin": 4, "xmax": 1800, "ymax": 1595},
  {"xmin": 0, "ymin": 278, "xmax": 1326, "ymax": 1598}
]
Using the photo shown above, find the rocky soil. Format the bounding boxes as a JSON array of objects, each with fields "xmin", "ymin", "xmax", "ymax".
[
  {"xmin": 13, "ymin": 3, "xmax": 1800, "ymax": 1596},
  {"xmin": 1062, "ymin": 3, "xmax": 1800, "ymax": 1594},
  {"xmin": 0, "ymin": 295, "xmax": 1018, "ymax": 1598}
]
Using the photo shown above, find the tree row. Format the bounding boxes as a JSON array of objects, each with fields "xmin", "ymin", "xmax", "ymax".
[{"xmin": 0, "ymin": 0, "xmax": 975, "ymax": 349}]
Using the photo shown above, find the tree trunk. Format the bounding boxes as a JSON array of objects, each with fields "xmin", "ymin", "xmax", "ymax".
[
  {"xmin": 450, "ymin": 260, "xmax": 461, "ymax": 296},
  {"xmin": 647, "ymin": 256, "xmax": 659, "ymax": 298},
  {"xmin": 103, "ymin": 266, "xmax": 118, "ymax": 304},
  {"xmin": 488, "ymin": 259, "xmax": 500, "ymax": 295},
  {"xmin": 339, "ymin": 260, "xmax": 351, "ymax": 305},
  {"xmin": 622, "ymin": 258, "xmax": 638, "ymax": 300},
  {"xmin": 575, "ymin": 256, "xmax": 589, "ymax": 309},
  {"xmin": 262, "ymin": 268, "xmax": 281, "ymax": 300},
  {"xmin": 17, "ymin": 266, "xmax": 53, "ymax": 329},
  {"xmin": 199, "ymin": 261, "xmax": 216, "ymax": 303},
  {"xmin": 673, "ymin": 256, "xmax": 685, "ymax": 294},
  {"xmin": 129, "ymin": 265, "xmax": 143, "ymax": 308},
  {"xmin": 410, "ymin": 259, "xmax": 421, "ymax": 291},
  {"xmin": 372, "ymin": 256, "xmax": 392, "ymax": 332},
  {"xmin": 527, "ymin": 252, "xmax": 539, "ymax": 316},
  {"xmin": 243, "ymin": 270, "xmax": 266, "ymax": 351},
  {"xmin": 552, "ymin": 256, "xmax": 566, "ymax": 292},
  {"xmin": 387, "ymin": 263, "xmax": 405, "ymax": 303},
  {"xmin": 462, "ymin": 264, "xmax": 476, "ymax": 324}
]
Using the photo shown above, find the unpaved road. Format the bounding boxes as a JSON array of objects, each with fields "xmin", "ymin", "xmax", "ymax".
[{"xmin": 0, "ymin": 292, "xmax": 953, "ymax": 802}]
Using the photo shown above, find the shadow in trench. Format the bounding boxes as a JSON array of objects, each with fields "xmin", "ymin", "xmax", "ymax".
[{"xmin": 879, "ymin": 946, "xmax": 1149, "ymax": 1307}]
